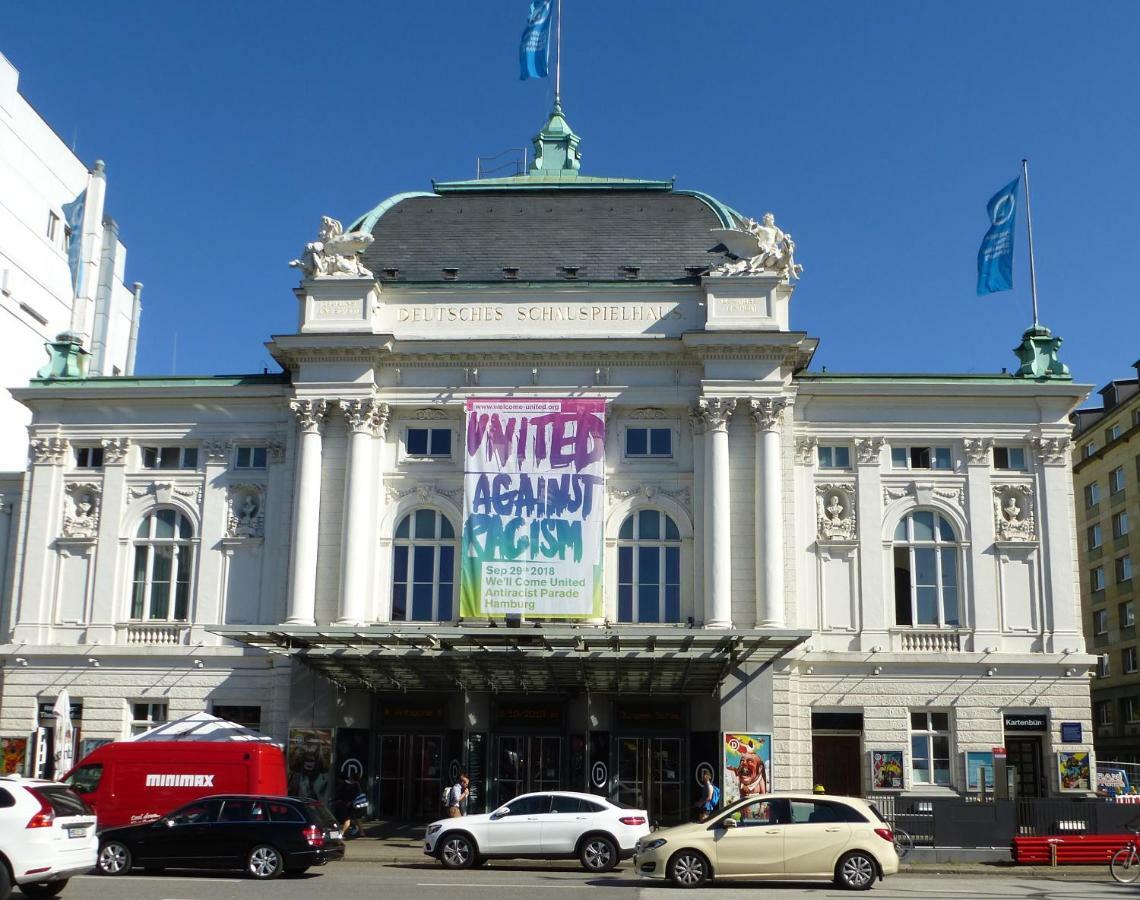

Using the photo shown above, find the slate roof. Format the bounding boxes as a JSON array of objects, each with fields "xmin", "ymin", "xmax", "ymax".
[{"xmin": 359, "ymin": 189, "xmax": 736, "ymax": 284}]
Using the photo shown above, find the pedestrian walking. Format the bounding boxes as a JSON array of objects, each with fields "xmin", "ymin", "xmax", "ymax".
[
  {"xmin": 696, "ymin": 770, "xmax": 720, "ymax": 822},
  {"xmin": 444, "ymin": 772, "xmax": 470, "ymax": 818}
]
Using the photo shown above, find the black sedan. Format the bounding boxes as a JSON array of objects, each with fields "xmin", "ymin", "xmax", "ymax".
[{"xmin": 96, "ymin": 794, "xmax": 345, "ymax": 880}]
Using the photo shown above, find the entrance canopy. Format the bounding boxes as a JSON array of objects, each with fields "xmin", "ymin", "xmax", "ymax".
[{"xmin": 211, "ymin": 625, "xmax": 810, "ymax": 695}]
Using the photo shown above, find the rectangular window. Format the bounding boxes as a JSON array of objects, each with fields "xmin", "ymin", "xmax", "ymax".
[
  {"xmin": 1114, "ymin": 511, "xmax": 1131, "ymax": 539},
  {"xmin": 1121, "ymin": 601, "xmax": 1135, "ymax": 628},
  {"xmin": 1110, "ymin": 467, "xmax": 1126, "ymax": 495},
  {"xmin": 1088, "ymin": 524, "xmax": 1103, "ymax": 550},
  {"xmin": 130, "ymin": 701, "xmax": 168, "ymax": 737},
  {"xmin": 74, "ymin": 446, "xmax": 104, "ymax": 468},
  {"xmin": 210, "ymin": 704, "xmax": 262, "ymax": 731},
  {"xmin": 1091, "ymin": 566, "xmax": 1106, "ymax": 592},
  {"xmin": 1124, "ymin": 697, "xmax": 1140, "ymax": 724},
  {"xmin": 46, "ymin": 211, "xmax": 59, "ymax": 241},
  {"xmin": 625, "ymin": 427, "xmax": 672, "ymax": 459},
  {"xmin": 1108, "ymin": 424, "xmax": 1123, "ymax": 443},
  {"xmin": 1098, "ymin": 701, "xmax": 1113, "ymax": 726},
  {"xmin": 405, "ymin": 427, "xmax": 452, "ymax": 458},
  {"xmin": 1094, "ymin": 608, "xmax": 1109, "ymax": 635},
  {"xmin": 234, "ymin": 446, "xmax": 268, "ymax": 469},
  {"xmin": 1098, "ymin": 654, "xmax": 1111, "ymax": 678},
  {"xmin": 1118, "ymin": 555, "xmax": 1134, "ymax": 583},
  {"xmin": 141, "ymin": 446, "xmax": 198, "ymax": 469},
  {"xmin": 909, "ymin": 711, "xmax": 952, "ymax": 786},
  {"xmin": 1084, "ymin": 442, "xmax": 1098, "ymax": 459},
  {"xmin": 891, "ymin": 446, "xmax": 952, "ymax": 470},
  {"xmin": 817, "ymin": 445, "xmax": 851, "ymax": 469},
  {"xmin": 1124, "ymin": 646, "xmax": 1138, "ymax": 675},
  {"xmin": 993, "ymin": 446, "xmax": 1027, "ymax": 470},
  {"xmin": 1085, "ymin": 483, "xmax": 1102, "ymax": 508}
]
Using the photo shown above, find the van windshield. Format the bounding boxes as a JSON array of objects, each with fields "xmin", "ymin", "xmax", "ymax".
[{"xmin": 65, "ymin": 764, "xmax": 102, "ymax": 795}]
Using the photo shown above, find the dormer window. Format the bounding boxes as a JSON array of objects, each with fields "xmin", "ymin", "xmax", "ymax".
[
  {"xmin": 559, "ymin": 266, "xmax": 580, "ymax": 280},
  {"xmin": 441, "ymin": 267, "xmax": 459, "ymax": 281},
  {"xmin": 620, "ymin": 266, "xmax": 640, "ymax": 280},
  {"xmin": 502, "ymin": 267, "xmax": 519, "ymax": 280}
]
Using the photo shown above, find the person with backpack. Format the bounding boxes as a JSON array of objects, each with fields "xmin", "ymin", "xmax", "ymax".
[
  {"xmin": 443, "ymin": 772, "xmax": 470, "ymax": 818},
  {"xmin": 697, "ymin": 770, "xmax": 720, "ymax": 822}
]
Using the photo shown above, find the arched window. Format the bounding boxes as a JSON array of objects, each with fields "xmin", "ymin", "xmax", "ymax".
[
  {"xmin": 130, "ymin": 508, "xmax": 195, "ymax": 621},
  {"xmin": 617, "ymin": 509, "xmax": 681, "ymax": 623},
  {"xmin": 392, "ymin": 509, "xmax": 456, "ymax": 622},
  {"xmin": 893, "ymin": 510, "xmax": 960, "ymax": 627}
]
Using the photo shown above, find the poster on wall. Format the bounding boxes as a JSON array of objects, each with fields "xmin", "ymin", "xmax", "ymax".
[
  {"xmin": 1057, "ymin": 750, "xmax": 1093, "ymax": 793},
  {"xmin": 870, "ymin": 750, "xmax": 905, "ymax": 791},
  {"xmin": 461, "ymin": 398, "xmax": 606, "ymax": 619},
  {"xmin": 287, "ymin": 728, "xmax": 333, "ymax": 802},
  {"xmin": 964, "ymin": 751, "xmax": 995, "ymax": 791},
  {"xmin": 723, "ymin": 733, "xmax": 771, "ymax": 804},
  {"xmin": 1, "ymin": 737, "xmax": 27, "ymax": 775}
]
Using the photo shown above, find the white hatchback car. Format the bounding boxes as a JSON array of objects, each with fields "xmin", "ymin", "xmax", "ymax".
[
  {"xmin": 0, "ymin": 776, "xmax": 98, "ymax": 899},
  {"xmin": 424, "ymin": 791, "xmax": 649, "ymax": 872}
]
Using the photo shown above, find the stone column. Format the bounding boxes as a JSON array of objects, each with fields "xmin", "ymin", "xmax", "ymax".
[
  {"xmin": 336, "ymin": 399, "xmax": 388, "ymax": 626},
  {"xmin": 285, "ymin": 400, "xmax": 328, "ymax": 625},
  {"xmin": 1034, "ymin": 436, "xmax": 1082, "ymax": 648},
  {"xmin": 752, "ymin": 398, "xmax": 789, "ymax": 627},
  {"xmin": 700, "ymin": 398, "xmax": 735, "ymax": 628},
  {"xmin": 964, "ymin": 438, "xmax": 1000, "ymax": 645},
  {"xmin": 688, "ymin": 409, "xmax": 707, "ymax": 625},
  {"xmin": 14, "ymin": 438, "xmax": 69, "ymax": 640},
  {"xmin": 853, "ymin": 437, "xmax": 887, "ymax": 649}
]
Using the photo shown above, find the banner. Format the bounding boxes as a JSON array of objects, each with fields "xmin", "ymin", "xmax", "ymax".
[
  {"xmin": 723, "ymin": 733, "xmax": 770, "ymax": 804},
  {"xmin": 461, "ymin": 398, "xmax": 605, "ymax": 618},
  {"xmin": 519, "ymin": 0, "xmax": 553, "ymax": 80},
  {"xmin": 977, "ymin": 176, "xmax": 1020, "ymax": 294},
  {"xmin": 287, "ymin": 728, "xmax": 332, "ymax": 802}
]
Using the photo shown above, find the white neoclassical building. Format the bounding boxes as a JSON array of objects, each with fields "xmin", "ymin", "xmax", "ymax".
[{"xmin": 0, "ymin": 108, "xmax": 1095, "ymax": 821}]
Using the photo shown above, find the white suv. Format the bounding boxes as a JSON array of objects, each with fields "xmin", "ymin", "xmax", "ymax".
[
  {"xmin": 0, "ymin": 776, "xmax": 97, "ymax": 899},
  {"xmin": 424, "ymin": 791, "xmax": 650, "ymax": 872}
]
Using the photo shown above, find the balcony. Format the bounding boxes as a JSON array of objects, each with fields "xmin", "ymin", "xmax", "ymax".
[
  {"xmin": 122, "ymin": 623, "xmax": 190, "ymax": 645},
  {"xmin": 890, "ymin": 628, "xmax": 967, "ymax": 653}
]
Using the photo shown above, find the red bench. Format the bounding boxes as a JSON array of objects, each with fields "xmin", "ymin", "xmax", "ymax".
[{"xmin": 1012, "ymin": 835, "xmax": 1133, "ymax": 865}]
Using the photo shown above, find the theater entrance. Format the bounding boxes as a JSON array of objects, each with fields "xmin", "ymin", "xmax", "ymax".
[
  {"xmin": 375, "ymin": 732, "xmax": 445, "ymax": 821},
  {"xmin": 616, "ymin": 736, "xmax": 684, "ymax": 827},
  {"xmin": 494, "ymin": 735, "xmax": 562, "ymax": 806}
]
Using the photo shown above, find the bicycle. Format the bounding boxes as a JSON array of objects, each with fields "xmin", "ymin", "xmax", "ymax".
[
  {"xmin": 891, "ymin": 824, "xmax": 914, "ymax": 860},
  {"xmin": 1110, "ymin": 827, "xmax": 1140, "ymax": 883}
]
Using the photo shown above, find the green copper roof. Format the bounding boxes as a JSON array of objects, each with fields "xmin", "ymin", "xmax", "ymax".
[
  {"xmin": 348, "ymin": 192, "xmax": 436, "ymax": 234},
  {"xmin": 27, "ymin": 373, "xmax": 290, "ymax": 389}
]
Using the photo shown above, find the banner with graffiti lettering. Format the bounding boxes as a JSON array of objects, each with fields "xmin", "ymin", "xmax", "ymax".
[{"xmin": 461, "ymin": 398, "xmax": 605, "ymax": 618}]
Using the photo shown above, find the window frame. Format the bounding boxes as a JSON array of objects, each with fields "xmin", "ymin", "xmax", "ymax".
[
  {"xmin": 130, "ymin": 700, "xmax": 168, "ymax": 737},
  {"xmin": 1118, "ymin": 555, "xmax": 1134, "ymax": 584},
  {"xmin": 74, "ymin": 446, "xmax": 104, "ymax": 469},
  {"xmin": 234, "ymin": 446, "xmax": 268, "ymax": 470},
  {"xmin": 892, "ymin": 510, "xmax": 961, "ymax": 628},
  {"xmin": 1124, "ymin": 646, "xmax": 1138, "ymax": 675},
  {"xmin": 1114, "ymin": 511, "xmax": 1131, "ymax": 539},
  {"xmin": 1110, "ymin": 466, "xmax": 1126, "ymax": 495},
  {"xmin": 817, "ymin": 445, "xmax": 852, "ymax": 470},
  {"xmin": 1088, "ymin": 524, "xmax": 1103, "ymax": 551},
  {"xmin": 404, "ymin": 426, "xmax": 454, "ymax": 460},
  {"xmin": 909, "ymin": 711, "xmax": 952, "ymax": 787},
  {"xmin": 1091, "ymin": 566, "xmax": 1106, "ymax": 592},
  {"xmin": 624, "ymin": 426, "xmax": 674, "ymax": 460},
  {"xmin": 1123, "ymin": 697, "xmax": 1140, "ymax": 724},
  {"xmin": 1098, "ymin": 654, "xmax": 1111, "ymax": 678},
  {"xmin": 890, "ymin": 445, "xmax": 953, "ymax": 471},
  {"xmin": 616, "ymin": 509, "xmax": 682, "ymax": 624},
  {"xmin": 1122, "ymin": 601, "xmax": 1136, "ymax": 629},
  {"xmin": 1094, "ymin": 608, "xmax": 1109, "ymax": 636},
  {"xmin": 1098, "ymin": 701, "xmax": 1113, "ymax": 727},
  {"xmin": 129, "ymin": 509, "xmax": 196, "ymax": 623},
  {"xmin": 141, "ymin": 446, "xmax": 199, "ymax": 470},
  {"xmin": 1085, "ymin": 483, "xmax": 1102, "ymax": 508},
  {"xmin": 993, "ymin": 446, "xmax": 1027, "ymax": 471},
  {"xmin": 391, "ymin": 509, "xmax": 457, "ymax": 622}
]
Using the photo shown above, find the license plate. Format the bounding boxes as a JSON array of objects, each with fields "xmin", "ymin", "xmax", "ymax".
[
  {"xmin": 67, "ymin": 826, "xmax": 86, "ymax": 838},
  {"xmin": 328, "ymin": 830, "xmax": 342, "ymax": 840}
]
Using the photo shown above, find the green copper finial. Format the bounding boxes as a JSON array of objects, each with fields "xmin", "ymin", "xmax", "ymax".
[
  {"xmin": 1012, "ymin": 324, "xmax": 1070, "ymax": 380},
  {"xmin": 37, "ymin": 332, "xmax": 90, "ymax": 379},
  {"xmin": 528, "ymin": 101, "xmax": 581, "ymax": 176}
]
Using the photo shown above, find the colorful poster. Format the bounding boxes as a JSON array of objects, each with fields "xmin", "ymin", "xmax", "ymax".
[
  {"xmin": 870, "ymin": 750, "xmax": 905, "ymax": 791},
  {"xmin": 1, "ymin": 737, "xmax": 27, "ymax": 775},
  {"xmin": 287, "ymin": 728, "xmax": 333, "ymax": 802},
  {"xmin": 1098, "ymin": 766, "xmax": 1131, "ymax": 796},
  {"xmin": 1057, "ymin": 750, "xmax": 1092, "ymax": 793},
  {"xmin": 723, "ymin": 733, "xmax": 771, "ymax": 804},
  {"xmin": 964, "ymin": 751, "xmax": 995, "ymax": 791},
  {"xmin": 461, "ymin": 398, "xmax": 606, "ymax": 618}
]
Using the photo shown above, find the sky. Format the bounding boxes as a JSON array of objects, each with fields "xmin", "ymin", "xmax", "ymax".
[{"xmin": 5, "ymin": 1, "xmax": 1138, "ymax": 401}]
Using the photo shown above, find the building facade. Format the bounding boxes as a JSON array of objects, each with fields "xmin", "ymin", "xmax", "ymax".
[
  {"xmin": 0, "ymin": 51, "xmax": 143, "ymax": 472},
  {"xmin": 1073, "ymin": 362, "xmax": 1140, "ymax": 764},
  {"xmin": 0, "ymin": 109, "xmax": 1095, "ymax": 819}
]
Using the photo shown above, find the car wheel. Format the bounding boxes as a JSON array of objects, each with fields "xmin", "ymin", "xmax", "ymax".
[
  {"xmin": 438, "ymin": 834, "xmax": 475, "ymax": 869},
  {"xmin": 97, "ymin": 842, "xmax": 132, "ymax": 876},
  {"xmin": 247, "ymin": 845, "xmax": 284, "ymax": 880},
  {"xmin": 835, "ymin": 851, "xmax": 877, "ymax": 891},
  {"xmin": 19, "ymin": 881, "xmax": 67, "ymax": 899},
  {"xmin": 579, "ymin": 835, "xmax": 618, "ymax": 872},
  {"xmin": 0, "ymin": 864, "xmax": 10, "ymax": 900},
  {"xmin": 667, "ymin": 850, "xmax": 710, "ymax": 888}
]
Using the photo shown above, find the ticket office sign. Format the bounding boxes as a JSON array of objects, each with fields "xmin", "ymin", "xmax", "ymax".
[{"xmin": 461, "ymin": 398, "xmax": 605, "ymax": 619}]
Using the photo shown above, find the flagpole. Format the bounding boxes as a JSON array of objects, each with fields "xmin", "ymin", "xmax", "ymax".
[
  {"xmin": 555, "ymin": 0, "xmax": 562, "ymax": 105},
  {"xmin": 1021, "ymin": 158, "xmax": 1040, "ymax": 328}
]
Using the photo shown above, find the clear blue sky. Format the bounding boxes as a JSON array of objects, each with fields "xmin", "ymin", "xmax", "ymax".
[{"xmin": 6, "ymin": 1, "xmax": 1137, "ymax": 400}]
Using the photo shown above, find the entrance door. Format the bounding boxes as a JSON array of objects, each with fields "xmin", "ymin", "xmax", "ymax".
[
  {"xmin": 495, "ymin": 736, "xmax": 562, "ymax": 806},
  {"xmin": 376, "ymin": 734, "xmax": 405, "ymax": 818},
  {"xmin": 811, "ymin": 735, "xmax": 862, "ymax": 796},
  {"xmin": 617, "ymin": 737, "xmax": 684, "ymax": 826},
  {"xmin": 410, "ymin": 734, "xmax": 443, "ymax": 820},
  {"xmin": 1007, "ymin": 737, "xmax": 1044, "ymax": 798}
]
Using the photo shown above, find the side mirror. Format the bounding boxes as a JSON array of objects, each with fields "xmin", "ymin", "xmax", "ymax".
[
  {"xmin": 721, "ymin": 817, "xmax": 738, "ymax": 829},
  {"xmin": 491, "ymin": 806, "xmax": 510, "ymax": 819},
  {"xmin": 164, "ymin": 819, "xmax": 175, "ymax": 828}
]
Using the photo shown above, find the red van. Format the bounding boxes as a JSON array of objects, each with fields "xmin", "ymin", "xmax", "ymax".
[{"xmin": 62, "ymin": 742, "xmax": 288, "ymax": 829}]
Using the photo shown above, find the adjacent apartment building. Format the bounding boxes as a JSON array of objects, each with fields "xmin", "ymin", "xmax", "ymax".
[{"xmin": 1073, "ymin": 361, "xmax": 1140, "ymax": 764}]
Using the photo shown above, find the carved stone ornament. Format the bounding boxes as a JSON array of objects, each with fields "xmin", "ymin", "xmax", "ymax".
[
  {"xmin": 1032, "ymin": 435, "xmax": 1073, "ymax": 465},
  {"xmin": 101, "ymin": 437, "xmax": 131, "ymax": 464},
  {"xmin": 63, "ymin": 482, "xmax": 101, "ymax": 538},
  {"xmin": 882, "ymin": 481, "xmax": 964, "ymax": 509},
  {"xmin": 31, "ymin": 437, "xmax": 68, "ymax": 465},
  {"xmin": 688, "ymin": 407, "xmax": 708, "ymax": 436},
  {"xmin": 794, "ymin": 436, "xmax": 818, "ymax": 466},
  {"xmin": 854, "ymin": 437, "xmax": 885, "ymax": 466},
  {"xmin": 964, "ymin": 438, "xmax": 994, "ymax": 465},
  {"xmin": 707, "ymin": 212, "xmax": 803, "ymax": 281},
  {"xmin": 289, "ymin": 399, "xmax": 329, "ymax": 434},
  {"xmin": 288, "ymin": 216, "xmax": 374, "ymax": 280},
  {"xmin": 129, "ymin": 481, "xmax": 202, "ymax": 507},
  {"xmin": 202, "ymin": 439, "xmax": 231, "ymax": 465},
  {"xmin": 629, "ymin": 408, "xmax": 668, "ymax": 420},
  {"xmin": 385, "ymin": 481, "xmax": 462, "ymax": 505},
  {"xmin": 607, "ymin": 482, "xmax": 691, "ymax": 513},
  {"xmin": 697, "ymin": 397, "xmax": 736, "ymax": 431},
  {"xmin": 227, "ymin": 484, "xmax": 265, "ymax": 538},
  {"xmin": 750, "ymin": 397, "xmax": 789, "ymax": 432},
  {"xmin": 267, "ymin": 439, "xmax": 286, "ymax": 464},
  {"xmin": 413, "ymin": 408, "xmax": 450, "ymax": 420},
  {"xmin": 882, "ymin": 483, "xmax": 916, "ymax": 506},
  {"xmin": 816, "ymin": 483, "xmax": 856, "ymax": 542},
  {"xmin": 993, "ymin": 484, "xmax": 1036, "ymax": 542},
  {"xmin": 339, "ymin": 398, "xmax": 390, "ymax": 436}
]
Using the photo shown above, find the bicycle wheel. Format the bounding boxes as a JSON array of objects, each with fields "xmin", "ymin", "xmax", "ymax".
[
  {"xmin": 1111, "ymin": 846, "xmax": 1140, "ymax": 884},
  {"xmin": 893, "ymin": 827, "xmax": 913, "ymax": 860}
]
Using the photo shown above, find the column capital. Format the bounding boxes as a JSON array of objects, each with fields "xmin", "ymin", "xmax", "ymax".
[
  {"xmin": 289, "ymin": 398, "xmax": 330, "ymax": 434},
  {"xmin": 964, "ymin": 437, "xmax": 994, "ymax": 467},
  {"xmin": 688, "ymin": 406, "xmax": 708, "ymax": 435},
  {"xmin": 338, "ymin": 398, "xmax": 390, "ymax": 437},
  {"xmin": 101, "ymin": 437, "xmax": 131, "ymax": 465},
  {"xmin": 794, "ymin": 436, "xmax": 817, "ymax": 466},
  {"xmin": 853, "ymin": 437, "xmax": 885, "ymax": 466},
  {"xmin": 697, "ymin": 397, "xmax": 736, "ymax": 432},
  {"xmin": 1032, "ymin": 435, "xmax": 1072, "ymax": 466},
  {"xmin": 30, "ymin": 437, "xmax": 68, "ymax": 465},
  {"xmin": 201, "ymin": 439, "xmax": 232, "ymax": 466},
  {"xmin": 749, "ymin": 397, "xmax": 789, "ymax": 433}
]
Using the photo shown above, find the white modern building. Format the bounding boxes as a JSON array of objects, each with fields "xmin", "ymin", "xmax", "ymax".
[
  {"xmin": 0, "ymin": 107, "xmax": 1096, "ymax": 819},
  {"xmin": 0, "ymin": 51, "xmax": 142, "ymax": 472}
]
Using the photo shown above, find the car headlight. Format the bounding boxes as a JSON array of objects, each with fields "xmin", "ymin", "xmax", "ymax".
[
  {"xmin": 642, "ymin": 838, "xmax": 668, "ymax": 851},
  {"xmin": 426, "ymin": 824, "xmax": 442, "ymax": 835}
]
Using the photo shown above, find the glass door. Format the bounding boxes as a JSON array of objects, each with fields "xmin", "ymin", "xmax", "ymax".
[
  {"xmin": 650, "ymin": 737, "xmax": 683, "ymax": 826},
  {"xmin": 496, "ymin": 736, "xmax": 525, "ymax": 805},
  {"xmin": 617, "ymin": 737, "xmax": 645, "ymax": 811},
  {"xmin": 497, "ymin": 736, "xmax": 562, "ymax": 806},
  {"xmin": 532, "ymin": 737, "xmax": 561, "ymax": 793},
  {"xmin": 410, "ymin": 734, "xmax": 443, "ymax": 820},
  {"xmin": 376, "ymin": 734, "xmax": 406, "ymax": 818}
]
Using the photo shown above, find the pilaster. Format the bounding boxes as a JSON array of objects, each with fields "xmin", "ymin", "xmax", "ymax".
[
  {"xmin": 285, "ymin": 400, "xmax": 328, "ymax": 625},
  {"xmin": 15, "ymin": 438, "xmax": 69, "ymax": 642},
  {"xmin": 194, "ymin": 440, "xmax": 232, "ymax": 632},
  {"xmin": 688, "ymin": 409, "xmax": 707, "ymax": 626},
  {"xmin": 699, "ymin": 397, "xmax": 735, "ymax": 628},
  {"xmin": 1033, "ymin": 436, "xmax": 1082, "ymax": 649},
  {"xmin": 853, "ymin": 437, "xmax": 887, "ymax": 648},
  {"xmin": 751, "ymin": 397, "xmax": 789, "ymax": 627},
  {"xmin": 964, "ymin": 438, "xmax": 1000, "ymax": 645}
]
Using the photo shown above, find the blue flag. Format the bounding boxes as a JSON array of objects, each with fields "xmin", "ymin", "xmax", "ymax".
[
  {"xmin": 61, "ymin": 191, "xmax": 86, "ymax": 295},
  {"xmin": 519, "ymin": 0, "xmax": 553, "ymax": 80},
  {"xmin": 976, "ymin": 176, "xmax": 1020, "ymax": 295}
]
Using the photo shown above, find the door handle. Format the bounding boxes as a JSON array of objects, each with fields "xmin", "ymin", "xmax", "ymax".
[
  {"xmin": 825, "ymin": 827, "xmax": 841, "ymax": 833},
  {"xmin": 765, "ymin": 829, "xmax": 780, "ymax": 834},
  {"xmin": 575, "ymin": 816, "xmax": 588, "ymax": 820}
]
